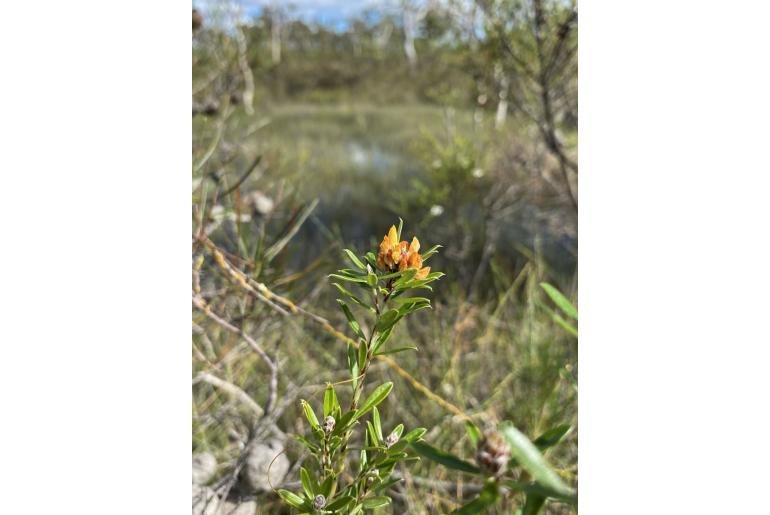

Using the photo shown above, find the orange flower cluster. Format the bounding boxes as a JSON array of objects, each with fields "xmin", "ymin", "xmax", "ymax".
[{"xmin": 376, "ymin": 225, "xmax": 431, "ymax": 280}]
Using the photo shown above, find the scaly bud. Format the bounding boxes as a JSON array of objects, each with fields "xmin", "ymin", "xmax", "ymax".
[
  {"xmin": 312, "ymin": 494, "xmax": 327, "ymax": 511},
  {"xmin": 476, "ymin": 431, "xmax": 510, "ymax": 477},
  {"xmin": 323, "ymin": 415, "xmax": 336, "ymax": 434}
]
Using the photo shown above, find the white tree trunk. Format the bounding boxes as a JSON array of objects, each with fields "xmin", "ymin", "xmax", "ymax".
[
  {"xmin": 494, "ymin": 63, "xmax": 509, "ymax": 129},
  {"xmin": 235, "ymin": 27, "xmax": 255, "ymax": 115},
  {"xmin": 271, "ymin": 15, "xmax": 282, "ymax": 64},
  {"xmin": 402, "ymin": 8, "xmax": 418, "ymax": 70}
]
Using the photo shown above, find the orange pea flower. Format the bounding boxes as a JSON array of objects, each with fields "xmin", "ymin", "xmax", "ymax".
[{"xmin": 376, "ymin": 225, "xmax": 431, "ymax": 280}]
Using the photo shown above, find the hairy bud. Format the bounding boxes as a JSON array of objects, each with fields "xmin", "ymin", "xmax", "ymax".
[
  {"xmin": 323, "ymin": 415, "xmax": 336, "ymax": 434},
  {"xmin": 385, "ymin": 432, "xmax": 400, "ymax": 448},
  {"xmin": 312, "ymin": 494, "xmax": 327, "ymax": 511},
  {"xmin": 476, "ymin": 431, "xmax": 510, "ymax": 477}
]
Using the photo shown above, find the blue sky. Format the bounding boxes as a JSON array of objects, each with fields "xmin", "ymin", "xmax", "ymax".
[{"xmin": 195, "ymin": 0, "xmax": 405, "ymax": 31}]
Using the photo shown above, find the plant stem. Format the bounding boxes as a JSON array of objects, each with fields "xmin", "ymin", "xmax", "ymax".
[
  {"xmin": 351, "ymin": 278, "xmax": 398, "ymax": 412},
  {"xmin": 338, "ymin": 288, "xmax": 385, "ymax": 468},
  {"xmin": 350, "ymin": 315, "xmax": 379, "ymax": 412}
]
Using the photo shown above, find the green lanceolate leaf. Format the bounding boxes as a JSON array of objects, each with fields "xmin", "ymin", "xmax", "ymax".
[
  {"xmin": 392, "ymin": 296, "xmax": 431, "ymax": 305},
  {"xmin": 332, "ymin": 410, "xmax": 359, "ymax": 436},
  {"xmin": 375, "ymin": 477, "xmax": 402, "ymax": 492},
  {"xmin": 553, "ymin": 312, "xmax": 578, "ymax": 337},
  {"xmin": 410, "ymin": 441, "xmax": 481, "ymax": 474},
  {"xmin": 343, "ymin": 249, "xmax": 367, "ymax": 270},
  {"xmin": 332, "ymin": 283, "xmax": 370, "ymax": 309},
  {"xmin": 539, "ymin": 283, "xmax": 577, "ymax": 320},
  {"xmin": 393, "ymin": 268, "xmax": 417, "ymax": 289},
  {"xmin": 363, "ymin": 496, "xmax": 391, "ymax": 509},
  {"xmin": 337, "ymin": 299, "xmax": 365, "ymax": 339},
  {"xmin": 328, "ymin": 273, "xmax": 368, "ymax": 284},
  {"xmin": 348, "ymin": 343, "xmax": 360, "ymax": 391},
  {"xmin": 320, "ymin": 475, "xmax": 336, "ymax": 497},
  {"xmin": 499, "ymin": 422, "xmax": 574, "ymax": 498},
  {"xmin": 375, "ymin": 345, "xmax": 418, "ymax": 356},
  {"xmin": 533, "ymin": 424, "xmax": 572, "ymax": 451},
  {"xmin": 503, "ymin": 481, "xmax": 575, "ymax": 503},
  {"xmin": 294, "ymin": 434, "xmax": 319, "ymax": 453},
  {"xmin": 385, "ymin": 439, "xmax": 409, "ymax": 454},
  {"xmin": 538, "ymin": 302, "xmax": 578, "ymax": 337},
  {"xmin": 379, "ymin": 269, "xmax": 409, "ymax": 281},
  {"xmin": 465, "ymin": 421, "xmax": 482, "ymax": 447},
  {"xmin": 324, "ymin": 384, "xmax": 340, "ymax": 418},
  {"xmin": 360, "ymin": 448, "xmax": 368, "ymax": 470},
  {"xmin": 365, "ymin": 252, "xmax": 378, "ymax": 268},
  {"xmin": 337, "ymin": 268, "xmax": 366, "ymax": 278},
  {"xmin": 300, "ymin": 467, "xmax": 315, "ymax": 499},
  {"xmin": 358, "ymin": 338, "xmax": 368, "ymax": 370},
  {"xmin": 276, "ymin": 489, "xmax": 306, "ymax": 508},
  {"xmin": 367, "ymin": 421, "xmax": 380, "ymax": 447},
  {"xmin": 421, "ymin": 244, "xmax": 442, "ymax": 261},
  {"xmin": 452, "ymin": 480, "xmax": 499, "ymax": 514},
  {"xmin": 397, "ymin": 301, "xmax": 431, "ymax": 317},
  {"xmin": 403, "ymin": 427, "xmax": 427, "ymax": 442},
  {"xmin": 375, "ymin": 309, "xmax": 401, "ymax": 333},
  {"xmin": 325, "ymin": 495, "xmax": 354, "ymax": 511},
  {"xmin": 372, "ymin": 327, "xmax": 393, "ymax": 354},
  {"xmin": 356, "ymin": 382, "xmax": 393, "ymax": 417},
  {"xmin": 300, "ymin": 400, "xmax": 320, "ymax": 430},
  {"xmin": 373, "ymin": 407, "xmax": 383, "ymax": 441}
]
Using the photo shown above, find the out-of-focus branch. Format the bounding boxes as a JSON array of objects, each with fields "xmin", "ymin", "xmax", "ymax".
[
  {"xmin": 478, "ymin": 0, "xmax": 577, "ymax": 211},
  {"xmin": 203, "ymin": 240, "xmax": 292, "ymax": 317},
  {"xmin": 532, "ymin": 0, "xmax": 577, "ymax": 211},
  {"xmin": 193, "ymin": 104, "xmax": 231, "ymax": 175},
  {"xmin": 195, "ymin": 372, "xmax": 264, "ymax": 417},
  {"xmin": 221, "ymin": 155, "xmax": 262, "ymax": 197},
  {"xmin": 192, "ymin": 295, "xmax": 271, "ymax": 367},
  {"xmin": 192, "ymin": 292, "xmax": 283, "ymax": 422}
]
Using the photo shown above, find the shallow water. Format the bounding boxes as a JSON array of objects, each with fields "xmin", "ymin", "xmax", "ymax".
[{"xmin": 248, "ymin": 104, "xmax": 577, "ymax": 279}]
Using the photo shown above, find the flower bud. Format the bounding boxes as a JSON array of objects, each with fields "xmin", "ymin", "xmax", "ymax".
[
  {"xmin": 312, "ymin": 494, "xmax": 327, "ymax": 511},
  {"xmin": 366, "ymin": 469, "xmax": 379, "ymax": 487},
  {"xmin": 323, "ymin": 415, "xmax": 335, "ymax": 434},
  {"xmin": 385, "ymin": 432, "xmax": 399, "ymax": 448},
  {"xmin": 476, "ymin": 431, "xmax": 510, "ymax": 477}
]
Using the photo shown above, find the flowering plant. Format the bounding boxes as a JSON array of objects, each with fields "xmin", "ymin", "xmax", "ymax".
[
  {"xmin": 277, "ymin": 220, "xmax": 443, "ymax": 513},
  {"xmin": 277, "ymin": 222, "xmax": 577, "ymax": 514}
]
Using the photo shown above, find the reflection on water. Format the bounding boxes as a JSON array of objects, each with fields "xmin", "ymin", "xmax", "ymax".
[
  {"xmin": 347, "ymin": 141, "xmax": 399, "ymax": 173},
  {"xmin": 246, "ymin": 105, "xmax": 576, "ymax": 282}
]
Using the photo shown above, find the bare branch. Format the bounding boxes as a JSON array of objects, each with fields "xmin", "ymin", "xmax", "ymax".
[
  {"xmin": 192, "ymin": 294, "xmax": 277, "ymax": 375},
  {"xmin": 194, "ymin": 372, "xmax": 264, "ymax": 417}
]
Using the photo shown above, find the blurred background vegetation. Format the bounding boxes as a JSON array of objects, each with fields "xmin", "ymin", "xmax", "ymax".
[{"xmin": 192, "ymin": 0, "xmax": 577, "ymax": 512}]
